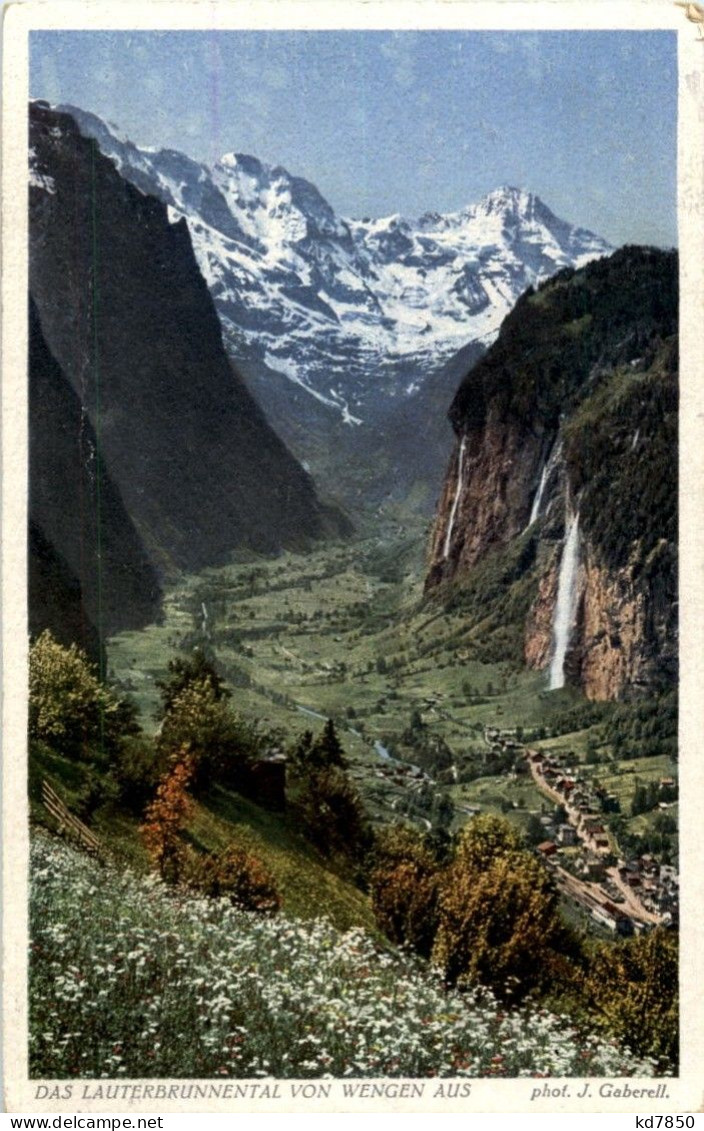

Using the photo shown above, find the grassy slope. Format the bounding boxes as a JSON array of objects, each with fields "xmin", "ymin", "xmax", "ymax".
[
  {"xmin": 190, "ymin": 786, "xmax": 376, "ymax": 932},
  {"xmin": 30, "ymin": 745, "xmax": 376, "ymax": 935},
  {"xmin": 30, "ymin": 831, "xmax": 659, "ymax": 1080}
]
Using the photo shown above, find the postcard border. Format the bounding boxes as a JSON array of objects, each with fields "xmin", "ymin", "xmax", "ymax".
[{"xmin": 3, "ymin": 0, "xmax": 703, "ymax": 1114}]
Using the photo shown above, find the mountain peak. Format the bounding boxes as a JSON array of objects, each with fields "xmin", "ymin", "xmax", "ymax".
[
  {"xmin": 218, "ymin": 151, "xmax": 265, "ymax": 177},
  {"xmin": 473, "ymin": 185, "xmax": 537, "ymax": 216},
  {"xmin": 480, "ymin": 184, "xmax": 526, "ymax": 202}
]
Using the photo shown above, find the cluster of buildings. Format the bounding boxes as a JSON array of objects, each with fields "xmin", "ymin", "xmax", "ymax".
[
  {"xmin": 546, "ymin": 848, "xmax": 679, "ymax": 935},
  {"xmin": 552, "ymin": 871, "xmax": 639, "ymax": 937},
  {"xmin": 482, "ymin": 728, "xmax": 678, "ymax": 935},
  {"xmin": 523, "ymin": 748, "xmax": 617, "ymax": 856},
  {"xmin": 616, "ymin": 856, "xmax": 679, "ymax": 926}
]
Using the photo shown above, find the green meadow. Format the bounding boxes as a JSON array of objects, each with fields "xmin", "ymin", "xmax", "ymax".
[{"xmin": 105, "ymin": 519, "xmax": 675, "ymax": 855}]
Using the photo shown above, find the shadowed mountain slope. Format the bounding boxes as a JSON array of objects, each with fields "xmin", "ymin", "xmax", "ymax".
[
  {"xmin": 29, "ymin": 296, "xmax": 162, "ymax": 662},
  {"xmin": 29, "ymin": 101, "xmax": 349, "ymax": 582}
]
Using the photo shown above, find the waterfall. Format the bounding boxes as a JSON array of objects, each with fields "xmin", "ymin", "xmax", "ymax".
[
  {"xmin": 526, "ymin": 460, "xmax": 550, "ymax": 529},
  {"xmin": 548, "ymin": 510, "xmax": 580, "ymax": 690},
  {"xmin": 525, "ymin": 439, "xmax": 562, "ymax": 531},
  {"xmin": 443, "ymin": 435, "xmax": 467, "ymax": 559}
]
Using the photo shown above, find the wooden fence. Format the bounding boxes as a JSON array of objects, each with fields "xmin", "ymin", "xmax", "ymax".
[{"xmin": 41, "ymin": 780, "xmax": 102, "ymax": 856}]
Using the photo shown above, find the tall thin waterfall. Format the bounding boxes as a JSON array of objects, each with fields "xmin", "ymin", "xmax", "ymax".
[
  {"xmin": 548, "ymin": 510, "xmax": 580, "ymax": 690},
  {"xmin": 527, "ymin": 461, "xmax": 550, "ymax": 528},
  {"xmin": 525, "ymin": 440, "xmax": 561, "ymax": 532},
  {"xmin": 443, "ymin": 435, "xmax": 467, "ymax": 560}
]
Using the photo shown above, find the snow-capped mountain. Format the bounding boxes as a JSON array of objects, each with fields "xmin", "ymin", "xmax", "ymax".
[
  {"xmin": 51, "ymin": 105, "xmax": 611, "ymax": 429},
  {"xmin": 29, "ymin": 101, "xmax": 348, "ymax": 588},
  {"xmin": 36, "ymin": 103, "xmax": 610, "ymax": 509}
]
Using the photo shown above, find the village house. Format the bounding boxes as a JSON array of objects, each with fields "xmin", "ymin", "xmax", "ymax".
[
  {"xmin": 578, "ymin": 853, "xmax": 607, "ymax": 882},
  {"xmin": 557, "ymin": 823, "xmax": 578, "ymax": 846},
  {"xmin": 592, "ymin": 900, "xmax": 634, "ymax": 936},
  {"xmin": 577, "ymin": 813, "xmax": 602, "ymax": 837},
  {"xmin": 245, "ymin": 751, "xmax": 287, "ymax": 811},
  {"xmin": 570, "ymin": 788, "xmax": 591, "ymax": 809}
]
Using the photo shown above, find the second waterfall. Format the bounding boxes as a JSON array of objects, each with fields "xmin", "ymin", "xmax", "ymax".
[{"xmin": 443, "ymin": 435, "xmax": 467, "ymax": 560}]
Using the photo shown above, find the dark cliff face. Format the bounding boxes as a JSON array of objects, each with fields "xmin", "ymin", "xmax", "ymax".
[
  {"xmin": 29, "ymin": 298, "xmax": 162, "ymax": 661},
  {"xmin": 29, "ymin": 102, "xmax": 348, "ymax": 579},
  {"xmin": 29, "ymin": 521, "xmax": 102, "ymax": 667},
  {"xmin": 425, "ymin": 247, "xmax": 678, "ymax": 701}
]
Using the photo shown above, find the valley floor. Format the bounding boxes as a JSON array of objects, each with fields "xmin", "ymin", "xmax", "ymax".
[{"xmin": 106, "ymin": 516, "xmax": 677, "ymax": 934}]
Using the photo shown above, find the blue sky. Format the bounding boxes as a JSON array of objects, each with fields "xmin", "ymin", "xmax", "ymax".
[{"xmin": 31, "ymin": 30, "xmax": 677, "ymax": 247}]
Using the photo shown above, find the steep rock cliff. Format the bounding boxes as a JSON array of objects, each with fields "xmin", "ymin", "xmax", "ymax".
[
  {"xmin": 574, "ymin": 541, "xmax": 677, "ymax": 700},
  {"xmin": 426, "ymin": 247, "xmax": 678, "ymax": 700},
  {"xmin": 29, "ymin": 101, "xmax": 348, "ymax": 579},
  {"xmin": 29, "ymin": 521, "xmax": 102, "ymax": 667},
  {"xmin": 29, "ymin": 298, "xmax": 161, "ymax": 661},
  {"xmin": 426, "ymin": 416, "xmax": 548, "ymax": 586},
  {"xmin": 523, "ymin": 554, "xmax": 559, "ymax": 672},
  {"xmin": 557, "ymin": 334, "xmax": 678, "ymax": 699}
]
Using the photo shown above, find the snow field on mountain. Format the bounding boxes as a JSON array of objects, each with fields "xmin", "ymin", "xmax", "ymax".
[{"xmin": 53, "ymin": 104, "xmax": 612, "ymax": 425}]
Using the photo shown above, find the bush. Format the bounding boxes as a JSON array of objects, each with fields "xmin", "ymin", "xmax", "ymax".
[
  {"xmin": 432, "ymin": 816, "xmax": 562, "ymax": 1000},
  {"xmin": 188, "ymin": 845, "xmax": 280, "ymax": 914},
  {"xmin": 370, "ymin": 827, "xmax": 441, "ymax": 957},
  {"xmin": 29, "ymin": 630, "xmax": 124, "ymax": 760},
  {"xmin": 450, "ymin": 812, "xmax": 522, "ymax": 870},
  {"xmin": 584, "ymin": 929, "xmax": 678, "ymax": 1072},
  {"xmin": 111, "ymin": 735, "xmax": 168, "ymax": 814},
  {"xmin": 73, "ymin": 768, "xmax": 119, "ymax": 822}
]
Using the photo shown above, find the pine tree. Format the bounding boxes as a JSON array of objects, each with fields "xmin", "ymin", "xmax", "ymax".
[{"xmin": 316, "ymin": 719, "xmax": 346, "ymax": 768}]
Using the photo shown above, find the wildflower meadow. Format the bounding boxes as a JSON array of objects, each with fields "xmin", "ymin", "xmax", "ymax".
[{"xmin": 30, "ymin": 832, "xmax": 656, "ymax": 1080}]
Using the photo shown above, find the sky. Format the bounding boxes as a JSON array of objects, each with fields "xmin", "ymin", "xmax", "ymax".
[{"xmin": 31, "ymin": 30, "xmax": 677, "ymax": 248}]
